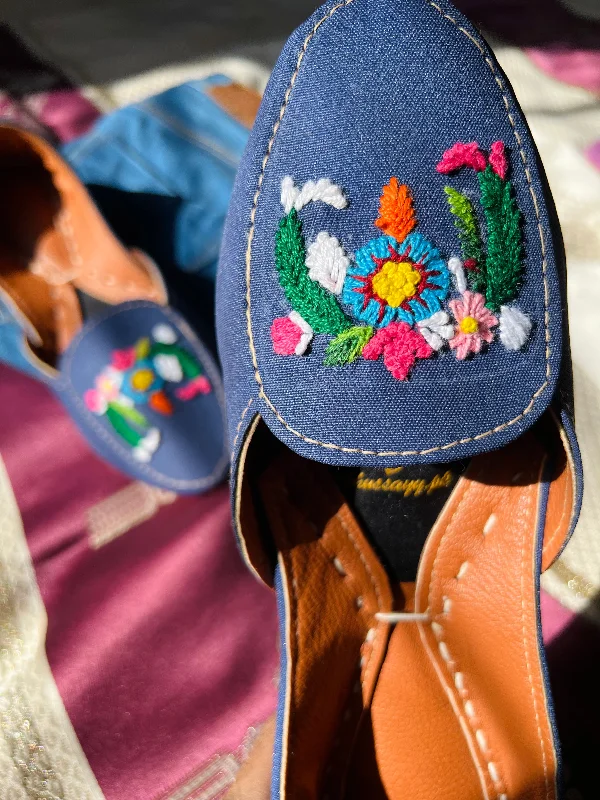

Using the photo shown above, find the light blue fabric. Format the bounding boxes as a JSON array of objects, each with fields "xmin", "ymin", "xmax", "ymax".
[{"xmin": 63, "ymin": 75, "xmax": 249, "ymax": 279}]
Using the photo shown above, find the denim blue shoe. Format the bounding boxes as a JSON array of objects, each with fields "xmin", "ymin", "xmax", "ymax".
[
  {"xmin": 217, "ymin": 0, "xmax": 583, "ymax": 797},
  {"xmin": 0, "ymin": 124, "xmax": 227, "ymax": 492}
]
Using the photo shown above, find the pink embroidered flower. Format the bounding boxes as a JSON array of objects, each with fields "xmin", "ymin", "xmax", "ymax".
[
  {"xmin": 270, "ymin": 311, "xmax": 313, "ymax": 356},
  {"xmin": 95, "ymin": 367, "xmax": 122, "ymax": 401},
  {"xmin": 84, "ymin": 388, "xmax": 108, "ymax": 415},
  {"xmin": 362, "ymin": 321, "xmax": 433, "ymax": 380},
  {"xmin": 175, "ymin": 375, "xmax": 211, "ymax": 400},
  {"xmin": 437, "ymin": 142, "xmax": 487, "ymax": 174},
  {"xmin": 449, "ymin": 291, "xmax": 498, "ymax": 360},
  {"xmin": 489, "ymin": 141, "xmax": 508, "ymax": 180},
  {"xmin": 111, "ymin": 347, "xmax": 136, "ymax": 370}
]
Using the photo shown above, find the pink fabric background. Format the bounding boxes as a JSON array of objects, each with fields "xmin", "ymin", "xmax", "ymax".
[{"xmin": 0, "ymin": 363, "xmax": 278, "ymax": 800}]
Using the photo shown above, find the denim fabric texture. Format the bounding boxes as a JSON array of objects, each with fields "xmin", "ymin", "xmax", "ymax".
[{"xmin": 217, "ymin": 0, "xmax": 575, "ymax": 469}]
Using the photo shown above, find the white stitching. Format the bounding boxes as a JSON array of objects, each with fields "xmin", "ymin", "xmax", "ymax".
[
  {"xmin": 242, "ymin": 0, "xmax": 552, "ymax": 458},
  {"xmin": 231, "ymin": 397, "xmax": 254, "ymax": 454},
  {"xmin": 426, "ymin": 478, "xmax": 507, "ymax": 799}
]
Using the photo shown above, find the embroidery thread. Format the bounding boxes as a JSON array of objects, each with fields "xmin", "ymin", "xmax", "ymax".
[
  {"xmin": 270, "ymin": 145, "xmax": 530, "ymax": 380},
  {"xmin": 84, "ymin": 325, "xmax": 211, "ymax": 462}
]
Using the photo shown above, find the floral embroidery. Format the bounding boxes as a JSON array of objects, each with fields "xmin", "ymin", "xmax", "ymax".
[
  {"xmin": 343, "ymin": 232, "xmax": 449, "ymax": 327},
  {"xmin": 270, "ymin": 145, "xmax": 530, "ymax": 381},
  {"xmin": 416, "ymin": 310, "xmax": 454, "ymax": 351},
  {"xmin": 362, "ymin": 322, "xmax": 433, "ymax": 380},
  {"xmin": 448, "ymin": 291, "xmax": 498, "ymax": 360},
  {"xmin": 84, "ymin": 325, "xmax": 211, "ymax": 462},
  {"xmin": 271, "ymin": 312, "xmax": 313, "ymax": 356},
  {"xmin": 305, "ymin": 232, "xmax": 349, "ymax": 294}
]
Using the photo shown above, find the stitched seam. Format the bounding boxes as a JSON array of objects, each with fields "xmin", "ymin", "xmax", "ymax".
[
  {"xmin": 336, "ymin": 509, "xmax": 382, "ymax": 689},
  {"xmin": 243, "ymin": 0, "xmax": 552, "ymax": 457},
  {"xmin": 139, "ymin": 101, "xmax": 241, "ymax": 170},
  {"xmin": 57, "ymin": 302, "xmax": 228, "ymax": 490},
  {"xmin": 427, "ymin": 479, "xmax": 506, "ymax": 799},
  {"xmin": 231, "ymin": 397, "xmax": 254, "ymax": 455},
  {"xmin": 520, "ymin": 469, "xmax": 552, "ymax": 799}
]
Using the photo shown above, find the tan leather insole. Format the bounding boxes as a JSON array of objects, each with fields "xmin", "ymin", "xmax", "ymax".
[
  {"xmin": 0, "ymin": 161, "xmax": 81, "ymax": 362},
  {"xmin": 239, "ymin": 417, "xmax": 575, "ymax": 800}
]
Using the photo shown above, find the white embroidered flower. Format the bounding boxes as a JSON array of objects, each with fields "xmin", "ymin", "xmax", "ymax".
[
  {"xmin": 152, "ymin": 323, "xmax": 177, "ymax": 344},
  {"xmin": 417, "ymin": 310, "xmax": 454, "ymax": 351},
  {"xmin": 305, "ymin": 232, "xmax": 349, "ymax": 295},
  {"xmin": 133, "ymin": 428, "xmax": 161, "ymax": 462},
  {"xmin": 280, "ymin": 176, "xmax": 347, "ymax": 214},
  {"xmin": 153, "ymin": 353, "xmax": 183, "ymax": 383},
  {"xmin": 499, "ymin": 305, "xmax": 532, "ymax": 351},
  {"xmin": 447, "ymin": 256, "xmax": 467, "ymax": 294}
]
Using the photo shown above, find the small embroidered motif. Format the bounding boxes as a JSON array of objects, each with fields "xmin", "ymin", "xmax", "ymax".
[
  {"xmin": 499, "ymin": 305, "xmax": 532, "ymax": 351},
  {"xmin": 175, "ymin": 374, "xmax": 212, "ymax": 400},
  {"xmin": 342, "ymin": 232, "xmax": 449, "ymax": 327},
  {"xmin": 449, "ymin": 291, "xmax": 498, "ymax": 360},
  {"xmin": 436, "ymin": 142, "xmax": 487, "ymax": 174},
  {"xmin": 280, "ymin": 175, "xmax": 347, "ymax": 215},
  {"xmin": 375, "ymin": 177, "xmax": 416, "ymax": 242},
  {"xmin": 416, "ymin": 310, "xmax": 454, "ymax": 351},
  {"xmin": 362, "ymin": 321, "xmax": 433, "ymax": 380},
  {"xmin": 271, "ymin": 311, "xmax": 313, "ymax": 356},
  {"xmin": 447, "ymin": 257, "xmax": 468, "ymax": 295},
  {"xmin": 489, "ymin": 140, "xmax": 508, "ymax": 180},
  {"xmin": 305, "ymin": 231, "xmax": 349, "ymax": 294},
  {"xmin": 440, "ymin": 141, "xmax": 524, "ymax": 312},
  {"xmin": 84, "ymin": 324, "xmax": 211, "ymax": 461},
  {"xmin": 324, "ymin": 325, "xmax": 374, "ymax": 366},
  {"xmin": 153, "ymin": 352, "xmax": 184, "ymax": 383},
  {"xmin": 477, "ymin": 165, "xmax": 522, "ymax": 311},
  {"xmin": 275, "ymin": 208, "xmax": 352, "ymax": 335},
  {"xmin": 444, "ymin": 188, "xmax": 485, "ymax": 292},
  {"xmin": 152, "ymin": 323, "xmax": 178, "ymax": 344}
]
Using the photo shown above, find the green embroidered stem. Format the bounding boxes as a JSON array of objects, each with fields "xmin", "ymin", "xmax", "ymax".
[
  {"xmin": 106, "ymin": 404, "xmax": 144, "ymax": 447},
  {"xmin": 323, "ymin": 326, "xmax": 374, "ymax": 366},
  {"xmin": 477, "ymin": 166, "xmax": 523, "ymax": 311},
  {"xmin": 444, "ymin": 186, "xmax": 486, "ymax": 293},
  {"xmin": 109, "ymin": 401, "xmax": 147, "ymax": 428},
  {"xmin": 275, "ymin": 209, "xmax": 352, "ymax": 335}
]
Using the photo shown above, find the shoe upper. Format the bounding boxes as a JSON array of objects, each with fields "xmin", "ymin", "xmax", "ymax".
[
  {"xmin": 216, "ymin": 1, "xmax": 584, "ymax": 798},
  {"xmin": 218, "ymin": 0, "xmax": 576, "ymax": 470}
]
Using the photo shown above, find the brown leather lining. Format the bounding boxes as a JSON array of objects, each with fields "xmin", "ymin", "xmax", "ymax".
[
  {"xmin": 0, "ymin": 126, "xmax": 168, "ymax": 364},
  {"xmin": 208, "ymin": 83, "xmax": 262, "ymax": 129},
  {"xmin": 234, "ymin": 417, "xmax": 574, "ymax": 799}
]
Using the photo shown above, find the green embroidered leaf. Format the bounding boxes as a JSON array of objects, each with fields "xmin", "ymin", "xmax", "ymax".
[
  {"xmin": 477, "ymin": 166, "xmax": 523, "ymax": 311},
  {"xmin": 444, "ymin": 186, "xmax": 485, "ymax": 293},
  {"xmin": 275, "ymin": 209, "xmax": 352, "ymax": 336},
  {"xmin": 323, "ymin": 326, "xmax": 374, "ymax": 366},
  {"xmin": 106, "ymin": 404, "xmax": 143, "ymax": 446},
  {"xmin": 108, "ymin": 401, "xmax": 147, "ymax": 429}
]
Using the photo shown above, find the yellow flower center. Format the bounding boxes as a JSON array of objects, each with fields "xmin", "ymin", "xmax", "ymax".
[
  {"xmin": 130, "ymin": 368, "xmax": 154, "ymax": 392},
  {"xmin": 460, "ymin": 316, "xmax": 479, "ymax": 335},
  {"xmin": 371, "ymin": 261, "xmax": 421, "ymax": 308}
]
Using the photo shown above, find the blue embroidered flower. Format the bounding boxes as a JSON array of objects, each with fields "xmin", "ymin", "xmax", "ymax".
[{"xmin": 342, "ymin": 232, "xmax": 450, "ymax": 327}]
